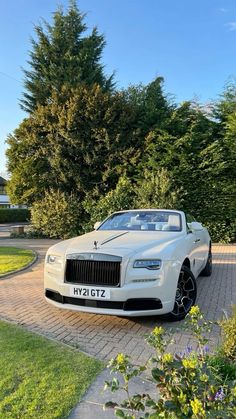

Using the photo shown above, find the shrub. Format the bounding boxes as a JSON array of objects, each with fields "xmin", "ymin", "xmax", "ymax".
[
  {"xmin": 209, "ymin": 355, "xmax": 236, "ymax": 381},
  {"xmin": 220, "ymin": 307, "xmax": 236, "ymax": 361},
  {"xmin": 105, "ymin": 306, "xmax": 236, "ymax": 418},
  {"xmin": 83, "ymin": 171, "xmax": 181, "ymax": 233},
  {"xmin": 204, "ymin": 220, "xmax": 236, "ymax": 244},
  {"xmin": 0, "ymin": 208, "xmax": 30, "ymax": 223},
  {"xmin": 135, "ymin": 168, "xmax": 181, "ymax": 210},
  {"xmin": 10, "ymin": 228, "xmax": 48, "ymax": 239},
  {"xmin": 83, "ymin": 177, "xmax": 135, "ymax": 232},
  {"xmin": 31, "ymin": 190, "xmax": 82, "ymax": 239}
]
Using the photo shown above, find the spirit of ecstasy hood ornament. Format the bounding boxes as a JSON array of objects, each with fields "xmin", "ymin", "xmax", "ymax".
[{"xmin": 93, "ymin": 240, "xmax": 98, "ymax": 250}]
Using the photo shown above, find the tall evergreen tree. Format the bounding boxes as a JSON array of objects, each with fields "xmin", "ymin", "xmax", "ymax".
[
  {"xmin": 124, "ymin": 77, "xmax": 172, "ymax": 136},
  {"xmin": 7, "ymin": 85, "xmax": 138, "ymax": 204},
  {"xmin": 21, "ymin": 0, "xmax": 113, "ymax": 113}
]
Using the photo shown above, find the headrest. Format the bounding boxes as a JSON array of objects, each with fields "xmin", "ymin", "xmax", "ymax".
[{"xmin": 168, "ymin": 215, "xmax": 180, "ymax": 227}]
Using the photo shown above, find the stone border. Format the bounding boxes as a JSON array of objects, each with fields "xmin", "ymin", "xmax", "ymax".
[{"xmin": 0, "ymin": 249, "xmax": 38, "ymax": 279}]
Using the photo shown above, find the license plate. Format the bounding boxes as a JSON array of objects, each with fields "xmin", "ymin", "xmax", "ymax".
[{"xmin": 70, "ymin": 286, "xmax": 110, "ymax": 300}]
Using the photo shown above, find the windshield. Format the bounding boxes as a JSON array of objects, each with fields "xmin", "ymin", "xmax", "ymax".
[{"xmin": 98, "ymin": 211, "xmax": 182, "ymax": 232}]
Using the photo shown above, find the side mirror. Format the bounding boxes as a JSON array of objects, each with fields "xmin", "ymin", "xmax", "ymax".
[
  {"xmin": 190, "ymin": 221, "xmax": 203, "ymax": 232},
  {"xmin": 94, "ymin": 221, "xmax": 101, "ymax": 230}
]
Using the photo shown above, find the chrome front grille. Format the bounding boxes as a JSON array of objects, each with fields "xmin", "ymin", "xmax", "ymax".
[{"xmin": 65, "ymin": 259, "xmax": 121, "ymax": 287}]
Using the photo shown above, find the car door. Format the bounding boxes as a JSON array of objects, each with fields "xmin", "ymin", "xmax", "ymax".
[
  {"xmin": 186, "ymin": 214, "xmax": 204, "ymax": 275},
  {"xmin": 195, "ymin": 227, "xmax": 209, "ymax": 268}
]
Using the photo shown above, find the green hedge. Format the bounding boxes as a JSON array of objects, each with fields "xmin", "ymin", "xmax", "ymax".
[{"xmin": 0, "ymin": 209, "xmax": 30, "ymax": 223}]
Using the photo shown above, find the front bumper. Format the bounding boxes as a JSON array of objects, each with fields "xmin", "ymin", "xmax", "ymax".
[
  {"xmin": 44, "ymin": 259, "xmax": 180, "ymax": 317},
  {"xmin": 45, "ymin": 289, "xmax": 166, "ymax": 316}
]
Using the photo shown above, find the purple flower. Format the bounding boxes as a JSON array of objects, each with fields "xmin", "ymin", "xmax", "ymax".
[
  {"xmin": 186, "ymin": 345, "xmax": 193, "ymax": 353},
  {"xmin": 214, "ymin": 387, "xmax": 225, "ymax": 401},
  {"xmin": 203, "ymin": 345, "xmax": 210, "ymax": 354}
]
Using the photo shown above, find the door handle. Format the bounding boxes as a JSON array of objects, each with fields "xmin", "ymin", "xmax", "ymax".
[{"xmin": 194, "ymin": 239, "xmax": 200, "ymax": 243}]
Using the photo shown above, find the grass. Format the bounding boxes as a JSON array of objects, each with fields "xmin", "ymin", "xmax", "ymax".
[
  {"xmin": 0, "ymin": 247, "xmax": 35, "ymax": 275},
  {"xmin": 0, "ymin": 321, "xmax": 104, "ymax": 418}
]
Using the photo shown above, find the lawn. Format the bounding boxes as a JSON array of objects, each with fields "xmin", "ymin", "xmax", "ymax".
[
  {"xmin": 0, "ymin": 321, "xmax": 103, "ymax": 418},
  {"xmin": 0, "ymin": 247, "xmax": 35, "ymax": 275}
]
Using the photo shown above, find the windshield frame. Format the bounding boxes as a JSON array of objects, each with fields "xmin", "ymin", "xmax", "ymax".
[{"xmin": 97, "ymin": 210, "xmax": 183, "ymax": 232}]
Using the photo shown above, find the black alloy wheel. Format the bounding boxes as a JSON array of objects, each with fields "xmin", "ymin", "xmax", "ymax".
[{"xmin": 165, "ymin": 265, "xmax": 197, "ymax": 322}]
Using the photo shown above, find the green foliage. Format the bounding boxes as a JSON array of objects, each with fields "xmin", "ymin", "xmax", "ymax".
[
  {"xmin": 134, "ymin": 168, "xmax": 180, "ymax": 209},
  {"xmin": 5, "ymin": 0, "xmax": 236, "ymax": 243},
  {"xmin": 10, "ymin": 229, "xmax": 48, "ymax": 239},
  {"xmin": 83, "ymin": 170, "xmax": 180, "ymax": 232},
  {"xmin": 31, "ymin": 189, "xmax": 82, "ymax": 239},
  {"xmin": 126, "ymin": 78, "xmax": 173, "ymax": 136},
  {"xmin": 0, "ymin": 208, "xmax": 29, "ymax": 223},
  {"xmin": 21, "ymin": 1, "xmax": 113, "ymax": 113},
  {"xmin": 105, "ymin": 306, "xmax": 236, "ymax": 418},
  {"xmin": 204, "ymin": 221, "xmax": 235, "ymax": 244},
  {"xmin": 220, "ymin": 307, "xmax": 236, "ymax": 361},
  {"xmin": 139, "ymin": 99, "xmax": 236, "ymax": 243},
  {"xmin": 209, "ymin": 355, "xmax": 236, "ymax": 381},
  {"xmin": 7, "ymin": 85, "xmax": 138, "ymax": 205},
  {"xmin": 0, "ymin": 319, "xmax": 103, "ymax": 418},
  {"xmin": 83, "ymin": 177, "xmax": 134, "ymax": 232}
]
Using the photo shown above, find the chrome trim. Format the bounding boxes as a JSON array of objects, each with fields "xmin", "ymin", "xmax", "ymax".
[{"xmin": 66, "ymin": 253, "xmax": 122, "ymax": 262}]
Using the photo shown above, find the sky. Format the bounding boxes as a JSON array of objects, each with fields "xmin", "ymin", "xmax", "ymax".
[{"xmin": 1, "ymin": 0, "xmax": 236, "ymax": 175}]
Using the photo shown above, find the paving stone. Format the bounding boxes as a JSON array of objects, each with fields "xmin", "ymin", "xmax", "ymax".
[{"xmin": 69, "ymin": 368, "xmax": 157, "ymax": 419}]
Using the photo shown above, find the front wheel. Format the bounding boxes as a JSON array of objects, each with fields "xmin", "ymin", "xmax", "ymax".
[{"xmin": 165, "ymin": 266, "xmax": 197, "ymax": 322}]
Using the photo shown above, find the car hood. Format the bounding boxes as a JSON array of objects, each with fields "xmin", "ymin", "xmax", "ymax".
[{"xmin": 57, "ymin": 230, "xmax": 184, "ymax": 259}]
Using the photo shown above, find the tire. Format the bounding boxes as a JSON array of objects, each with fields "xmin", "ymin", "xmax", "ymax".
[
  {"xmin": 164, "ymin": 266, "xmax": 197, "ymax": 322},
  {"xmin": 200, "ymin": 249, "xmax": 212, "ymax": 277}
]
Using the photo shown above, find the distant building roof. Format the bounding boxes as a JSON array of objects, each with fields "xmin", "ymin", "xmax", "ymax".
[{"xmin": 0, "ymin": 176, "xmax": 7, "ymax": 186}]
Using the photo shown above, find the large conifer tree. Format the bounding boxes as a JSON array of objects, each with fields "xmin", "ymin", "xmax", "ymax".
[{"xmin": 21, "ymin": 0, "xmax": 113, "ymax": 113}]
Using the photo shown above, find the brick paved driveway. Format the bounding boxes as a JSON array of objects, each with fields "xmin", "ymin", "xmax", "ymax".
[{"xmin": 0, "ymin": 239, "xmax": 235, "ymax": 363}]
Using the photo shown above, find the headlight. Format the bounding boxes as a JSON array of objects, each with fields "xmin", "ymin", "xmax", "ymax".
[
  {"xmin": 47, "ymin": 255, "xmax": 62, "ymax": 265},
  {"xmin": 133, "ymin": 260, "xmax": 162, "ymax": 270}
]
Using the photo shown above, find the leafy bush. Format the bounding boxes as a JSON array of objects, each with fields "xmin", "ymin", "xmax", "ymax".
[
  {"xmin": 209, "ymin": 355, "xmax": 236, "ymax": 381},
  {"xmin": 220, "ymin": 307, "xmax": 236, "ymax": 361},
  {"xmin": 105, "ymin": 306, "xmax": 236, "ymax": 418},
  {"xmin": 135, "ymin": 168, "xmax": 181, "ymax": 210},
  {"xmin": 83, "ymin": 170, "xmax": 181, "ymax": 233},
  {"xmin": 0, "ymin": 208, "xmax": 30, "ymax": 223},
  {"xmin": 83, "ymin": 177, "xmax": 135, "ymax": 232},
  {"xmin": 31, "ymin": 190, "xmax": 82, "ymax": 239},
  {"xmin": 204, "ymin": 220, "xmax": 236, "ymax": 244},
  {"xmin": 10, "ymin": 229, "xmax": 48, "ymax": 239}
]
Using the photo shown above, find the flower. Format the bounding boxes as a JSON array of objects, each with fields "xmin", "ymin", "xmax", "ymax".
[
  {"xmin": 182, "ymin": 357, "xmax": 198, "ymax": 369},
  {"xmin": 203, "ymin": 345, "xmax": 210, "ymax": 354},
  {"xmin": 190, "ymin": 398, "xmax": 205, "ymax": 416},
  {"xmin": 200, "ymin": 374, "xmax": 208, "ymax": 383},
  {"xmin": 214, "ymin": 387, "xmax": 225, "ymax": 401},
  {"xmin": 189, "ymin": 306, "xmax": 200, "ymax": 316},
  {"xmin": 186, "ymin": 345, "xmax": 193, "ymax": 353},
  {"xmin": 162, "ymin": 353, "xmax": 173, "ymax": 363},
  {"xmin": 152, "ymin": 326, "xmax": 164, "ymax": 337},
  {"xmin": 116, "ymin": 353, "xmax": 125, "ymax": 364}
]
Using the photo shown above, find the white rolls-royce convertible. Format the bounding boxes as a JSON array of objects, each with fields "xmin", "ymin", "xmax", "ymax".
[{"xmin": 44, "ymin": 209, "xmax": 212, "ymax": 321}]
